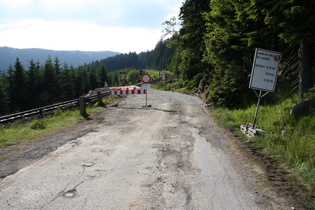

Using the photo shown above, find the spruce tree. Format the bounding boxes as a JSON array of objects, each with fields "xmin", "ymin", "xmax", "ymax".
[
  {"xmin": 9, "ymin": 58, "xmax": 31, "ymax": 111},
  {"xmin": 43, "ymin": 56, "xmax": 58, "ymax": 104}
]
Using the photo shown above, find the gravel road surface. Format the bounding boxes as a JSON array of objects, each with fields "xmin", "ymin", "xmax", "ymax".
[{"xmin": 0, "ymin": 90, "xmax": 293, "ymax": 209}]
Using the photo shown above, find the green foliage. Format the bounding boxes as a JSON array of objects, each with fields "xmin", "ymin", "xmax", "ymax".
[
  {"xmin": 175, "ymin": 0, "xmax": 211, "ymax": 82},
  {"xmin": 126, "ymin": 69, "xmax": 140, "ymax": 84},
  {"xmin": 53, "ymin": 108, "xmax": 63, "ymax": 117},
  {"xmin": 31, "ymin": 120, "xmax": 47, "ymax": 130},
  {"xmin": 85, "ymin": 41, "xmax": 175, "ymax": 73},
  {"xmin": 211, "ymin": 93, "xmax": 315, "ymax": 194},
  {"xmin": 8, "ymin": 58, "xmax": 31, "ymax": 112},
  {"xmin": 94, "ymin": 99, "xmax": 108, "ymax": 107},
  {"xmin": 0, "ymin": 74, "xmax": 9, "ymax": 115}
]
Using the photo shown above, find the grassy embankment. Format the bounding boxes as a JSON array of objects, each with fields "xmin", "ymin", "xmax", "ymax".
[
  {"xmin": 210, "ymin": 92, "xmax": 315, "ymax": 207},
  {"xmin": 0, "ymin": 99, "xmax": 111, "ymax": 147}
]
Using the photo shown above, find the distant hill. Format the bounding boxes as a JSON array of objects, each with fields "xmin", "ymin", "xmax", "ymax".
[{"xmin": 0, "ymin": 47, "xmax": 121, "ymax": 71}]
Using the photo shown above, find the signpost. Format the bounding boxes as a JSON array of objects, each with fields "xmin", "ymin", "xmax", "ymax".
[
  {"xmin": 249, "ymin": 48, "xmax": 281, "ymax": 128},
  {"xmin": 141, "ymin": 74, "xmax": 152, "ymax": 107}
]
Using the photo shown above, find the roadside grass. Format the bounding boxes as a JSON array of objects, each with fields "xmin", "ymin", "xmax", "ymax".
[
  {"xmin": 210, "ymin": 93, "xmax": 315, "ymax": 207},
  {"xmin": 0, "ymin": 107, "xmax": 98, "ymax": 147}
]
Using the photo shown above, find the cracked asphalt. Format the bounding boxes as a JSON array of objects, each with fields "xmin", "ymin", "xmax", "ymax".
[{"xmin": 0, "ymin": 90, "xmax": 291, "ymax": 209}]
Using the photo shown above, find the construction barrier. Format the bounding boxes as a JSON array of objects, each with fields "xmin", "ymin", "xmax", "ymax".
[
  {"xmin": 204, "ymin": 85, "xmax": 210, "ymax": 100},
  {"xmin": 110, "ymin": 86, "xmax": 147, "ymax": 96}
]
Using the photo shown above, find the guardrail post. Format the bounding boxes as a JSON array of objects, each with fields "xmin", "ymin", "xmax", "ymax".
[
  {"xmin": 97, "ymin": 91, "xmax": 102, "ymax": 104},
  {"xmin": 79, "ymin": 96, "xmax": 86, "ymax": 116}
]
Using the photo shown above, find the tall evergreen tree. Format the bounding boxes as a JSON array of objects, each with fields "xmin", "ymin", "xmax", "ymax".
[
  {"xmin": 75, "ymin": 66, "xmax": 89, "ymax": 97},
  {"xmin": 43, "ymin": 56, "xmax": 58, "ymax": 104},
  {"xmin": 176, "ymin": 0, "xmax": 211, "ymax": 81},
  {"xmin": 0, "ymin": 71, "xmax": 9, "ymax": 115},
  {"xmin": 27, "ymin": 60, "xmax": 43, "ymax": 107},
  {"xmin": 88, "ymin": 66, "xmax": 98, "ymax": 89},
  {"xmin": 60, "ymin": 63, "xmax": 75, "ymax": 100},
  {"xmin": 54, "ymin": 57, "xmax": 62, "ymax": 101},
  {"xmin": 258, "ymin": 0, "xmax": 315, "ymax": 99},
  {"xmin": 8, "ymin": 58, "xmax": 31, "ymax": 111},
  {"xmin": 98, "ymin": 63, "xmax": 109, "ymax": 88}
]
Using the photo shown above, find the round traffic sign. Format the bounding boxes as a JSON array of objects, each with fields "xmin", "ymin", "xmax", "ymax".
[{"xmin": 141, "ymin": 74, "xmax": 151, "ymax": 83}]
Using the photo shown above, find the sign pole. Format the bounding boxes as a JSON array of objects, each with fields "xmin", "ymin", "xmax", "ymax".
[
  {"xmin": 252, "ymin": 89, "xmax": 269, "ymax": 128},
  {"xmin": 252, "ymin": 90, "xmax": 261, "ymax": 128},
  {"xmin": 141, "ymin": 74, "xmax": 152, "ymax": 107}
]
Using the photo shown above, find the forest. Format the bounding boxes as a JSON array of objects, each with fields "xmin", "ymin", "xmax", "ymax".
[
  {"xmin": 0, "ymin": 0, "xmax": 314, "ymax": 115},
  {"xmin": 0, "ymin": 40, "xmax": 175, "ymax": 115}
]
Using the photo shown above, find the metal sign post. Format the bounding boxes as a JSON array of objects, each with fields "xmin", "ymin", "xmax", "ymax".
[
  {"xmin": 252, "ymin": 90, "xmax": 269, "ymax": 127},
  {"xmin": 141, "ymin": 74, "xmax": 152, "ymax": 107},
  {"xmin": 241, "ymin": 48, "xmax": 282, "ymax": 136},
  {"xmin": 249, "ymin": 48, "xmax": 281, "ymax": 128}
]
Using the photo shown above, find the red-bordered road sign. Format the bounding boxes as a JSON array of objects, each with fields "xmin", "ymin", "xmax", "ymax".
[{"xmin": 141, "ymin": 74, "xmax": 151, "ymax": 84}]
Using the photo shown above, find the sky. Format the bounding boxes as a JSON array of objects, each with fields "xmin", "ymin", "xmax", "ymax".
[{"xmin": 0, "ymin": 0, "xmax": 183, "ymax": 53}]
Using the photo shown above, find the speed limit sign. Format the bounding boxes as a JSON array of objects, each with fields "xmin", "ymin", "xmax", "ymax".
[{"xmin": 141, "ymin": 74, "xmax": 151, "ymax": 83}]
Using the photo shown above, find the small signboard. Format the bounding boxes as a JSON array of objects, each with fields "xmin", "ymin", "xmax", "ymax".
[
  {"xmin": 249, "ymin": 48, "xmax": 281, "ymax": 92},
  {"xmin": 141, "ymin": 84, "xmax": 150, "ymax": 90}
]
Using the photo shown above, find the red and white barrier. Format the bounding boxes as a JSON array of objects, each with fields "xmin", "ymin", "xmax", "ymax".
[
  {"xmin": 204, "ymin": 85, "xmax": 210, "ymax": 99},
  {"xmin": 110, "ymin": 86, "xmax": 147, "ymax": 96}
]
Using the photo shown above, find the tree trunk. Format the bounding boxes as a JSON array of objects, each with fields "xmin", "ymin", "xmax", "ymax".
[{"xmin": 299, "ymin": 40, "xmax": 312, "ymax": 100}]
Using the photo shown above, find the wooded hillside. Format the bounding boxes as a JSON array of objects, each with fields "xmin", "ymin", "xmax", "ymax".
[{"xmin": 0, "ymin": 47, "xmax": 120, "ymax": 71}]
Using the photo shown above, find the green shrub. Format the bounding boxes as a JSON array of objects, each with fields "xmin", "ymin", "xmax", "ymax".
[
  {"xmin": 94, "ymin": 99, "xmax": 108, "ymax": 107},
  {"xmin": 54, "ymin": 108, "xmax": 63, "ymax": 116},
  {"xmin": 31, "ymin": 120, "xmax": 47, "ymax": 130}
]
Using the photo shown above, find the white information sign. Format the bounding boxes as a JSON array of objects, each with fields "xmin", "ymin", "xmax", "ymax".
[
  {"xmin": 141, "ymin": 84, "xmax": 150, "ymax": 90},
  {"xmin": 249, "ymin": 48, "xmax": 281, "ymax": 92}
]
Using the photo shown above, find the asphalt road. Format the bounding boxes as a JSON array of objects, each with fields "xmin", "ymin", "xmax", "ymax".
[{"xmin": 0, "ymin": 90, "xmax": 289, "ymax": 209}]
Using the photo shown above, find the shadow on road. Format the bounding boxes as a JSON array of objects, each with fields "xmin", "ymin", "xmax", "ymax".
[{"xmin": 115, "ymin": 107, "xmax": 176, "ymax": 113}]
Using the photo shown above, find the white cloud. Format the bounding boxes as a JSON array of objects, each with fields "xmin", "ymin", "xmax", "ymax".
[
  {"xmin": 0, "ymin": 0, "xmax": 182, "ymax": 52},
  {"xmin": 39, "ymin": 0, "xmax": 105, "ymax": 10},
  {"xmin": 0, "ymin": 19, "xmax": 161, "ymax": 53},
  {"xmin": 0, "ymin": 0, "xmax": 33, "ymax": 7}
]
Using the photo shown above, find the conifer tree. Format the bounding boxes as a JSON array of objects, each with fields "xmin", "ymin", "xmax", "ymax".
[
  {"xmin": 43, "ymin": 56, "xmax": 58, "ymax": 104},
  {"xmin": 98, "ymin": 63, "xmax": 108, "ymax": 87},
  {"xmin": 27, "ymin": 60, "xmax": 43, "ymax": 107},
  {"xmin": 8, "ymin": 58, "xmax": 31, "ymax": 111},
  {"xmin": 0, "ymin": 71, "xmax": 9, "ymax": 115},
  {"xmin": 177, "ymin": 0, "xmax": 211, "ymax": 80},
  {"xmin": 60, "ymin": 63, "xmax": 75, "ymax": 100}
]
